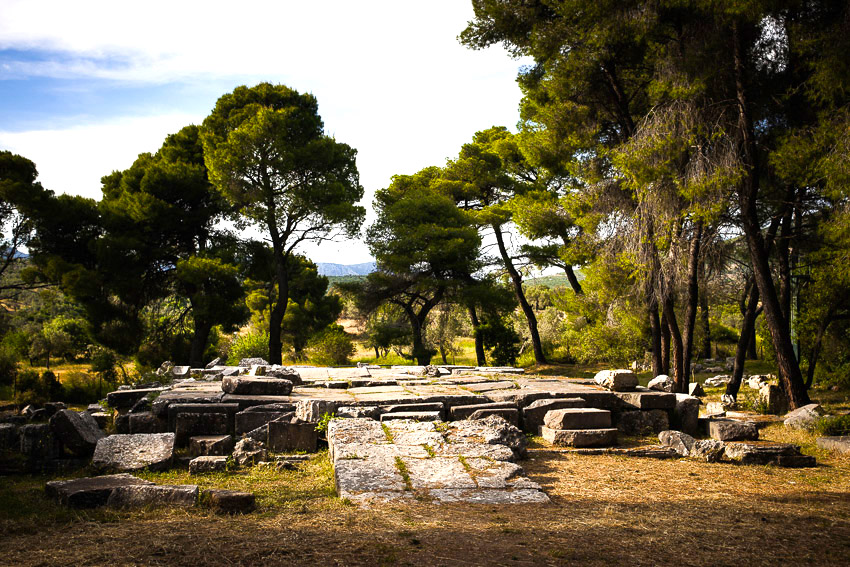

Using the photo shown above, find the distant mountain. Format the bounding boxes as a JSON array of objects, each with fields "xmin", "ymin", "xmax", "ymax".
[{"xmin": 316, "ymin": 262, "xmax": 376, "ymax": 276}]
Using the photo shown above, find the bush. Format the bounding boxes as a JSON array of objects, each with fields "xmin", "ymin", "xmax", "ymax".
[
  {"xmin": 477, "ymin": 317, "xmax": 521, "ymax": 366},
  {"xmin": 815, "ymin": 415, "xmax": 850, "ymax": 437},
  {"xmin": 62, "ymin": 371, "xmax": 111, "ymax": 405},
  {"xmin": 16, "ymin": 369, "xmax": 45, "ymax": 406},
  {"xmin": 306, "ymin": 325, "xmax": 355, "ymax": 366},
  {"xmin": 226, "ymin": 331, "xmax": 270, "ymax": 365},
  {"xmin": 0, "ymin": 346, "xmax": 19, "ymax": 388}
]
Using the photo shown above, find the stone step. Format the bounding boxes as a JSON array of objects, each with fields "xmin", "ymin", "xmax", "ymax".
[
  {"xmin": 379, "ymin": 411, "xmax": 443, "ymax": 422},
  {"xmin": 543, "ymin": 408, "xmax": 612, "ymax": 430},
  {"xmin": 521, "ymin": 398, "xmax": 586, "ymax": 432},
  {"xmin": 540, "ymin": 426, "xmax": 618, "ymax": 448},
  {"xmin": 449, "ymin": 402, "xmax": 516, "ymax": 420}
]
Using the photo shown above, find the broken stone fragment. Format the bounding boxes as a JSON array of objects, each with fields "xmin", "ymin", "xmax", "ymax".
[
  {"xmin": 295, "ymin": 399, "xmax": 338, "ymax": 423},
  {"xmin": 92, "ymin": 433, "xmax": 175, "ymax": 472},
  {"xmin": 204, "ymin": 489, "xmax": 255, "ymax": 514},
  {"xmin": 106, "ymin": 484, "xmax": 199, "ymax": 509},
  {"xmin": 189, "ymin": 455, "xmax": 229, "ymax": 474},
  {"xmin": 46, "ymin": 474, "xmax": 153, "ymax": 508},
  {"xmin": 593, "ymin": 369, "xmax": 638, "ymax": 392},
  {"xmin": 232, "ymin": 437, "xmax": 267, "ymax": 466},
  {"xmin": 816, "ymin": 436, "xmax": 850, "ymax": 454},
  {"xmin": 707, "ymin": 419, "xmax": 759, "ymax": 442},
  {"xmin": 672, "ymin": 394, "xmax": 700, "ymax": 436},
  {"xmin": 783, "ymin": 404, "xmax": 825, "ymax": 430},
  {"xmin": 647, "ymin": 375, "xmax": 674, "ymax": 392},
  {"xmin": 49, "ymin": 409, "xmax": 105, "ymax": 457},
  {"xmin": 238, "ymin": 357, "xmax": 268, "ymax": 367},
  {"xmin": 724, "ymin": 442, "xmax": 815, "ymax": 467},
  {"xmin": 189, "ymin": 434, "xmax": 234, "ymax": 457},
  {"xmin": 688, "ymin": 382, "xmax": 705, "ymax": 397}
]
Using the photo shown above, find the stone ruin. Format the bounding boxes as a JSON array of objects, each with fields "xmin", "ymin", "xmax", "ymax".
[{"xmin": 0, "ymin": 361, "xmax": 825, "ymax": 512}]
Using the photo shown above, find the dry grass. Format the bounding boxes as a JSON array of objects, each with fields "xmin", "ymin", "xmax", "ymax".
[{"xmin": 2, "ymin": 424, "xmax": 850, "ymax": 566}]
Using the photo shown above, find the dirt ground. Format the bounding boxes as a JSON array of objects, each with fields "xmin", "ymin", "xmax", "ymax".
[{"xmin": 2, "ymin": 421, "xmax": 849, "ymax": 567}]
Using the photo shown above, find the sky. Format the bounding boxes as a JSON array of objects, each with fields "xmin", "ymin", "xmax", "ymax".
[{"xmin": 0, "ymin": 0, "xmax": 528, "ymax": 264}]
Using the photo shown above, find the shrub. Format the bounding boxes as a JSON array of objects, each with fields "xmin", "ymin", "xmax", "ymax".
[
  {"xmin": 226, "ymin": 331, "xmax": 270, "ymax": 365},
  {"xmin": 16, "ymin": 369, "xmax": 45, "ymax": 405},
  {"xmin": 0, "ymin": 346, "xmax": 19, "ymax": 388},
  {"xmin": 306, "ymin": 325, "xmax": 354, "ymax": 366},
  {"xmin": 62, "ymin": 371, "xmax": 109, "ymax": 405},
  {"xmin": 815, "ymin": 415, "xmax": 850, "ymax": 437}
]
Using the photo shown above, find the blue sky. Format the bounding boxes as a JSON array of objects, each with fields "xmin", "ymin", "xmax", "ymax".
[{"xmin": 0, "ymin": 0, "xmax": 527, "ymax": 263}]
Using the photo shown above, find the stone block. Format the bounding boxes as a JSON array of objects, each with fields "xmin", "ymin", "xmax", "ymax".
[
  {"xmin": 106, "ymin": 484, "xmax": 198, "ymax": 508},
  {"xmin": 189, "ymin": 435, "xmax": 234, "ymax": 457},
  {"xmin": 128, "ymin": 412, "xmax": 165, "ymax": 434},
  {"xmin": 817, "ymin": 436, "xmax": 850, "ymax": 454},
  {"xmin": 19, "ymin": 423, "xmax": 57, "ymax": 458},
  {"xmin": 383, "ymin": 402, "xmax": 445, "ymax": 414},
  {"xmin": 540, "ymin": 426, "xmax": 618, "ymax": 448},
  {"xmin": 449, "ymin": 402, "xmax": 515, "ymax": 420},
  {"xmin": 92, "ymin": 433, "xmax": 175, "ymax": 471},
  {"xmin": 521, "ymin": 398, "xmax": 586, "ymax": 432},
  {"xmin": 379, "ymin": 411, "xmax": 443, "ymax": 422},
  {"xmin": 221, "ymin": 376, "xmax": 293, "ymax": 396},
  {"xmin": 46, "ymin": 474, "xmax": 153, "ymax": 508},
  {"xmin": 647, "ymin": 375, "xmax": 674, "ymax": 392},
  {"xmin": 783, "ymin": 404, "xmax": 825, "ymax": 430},
  {"xmin": 688, "ymin": 382, "xmax": 705, "ymax": 397},
  {"xmin": 708, "ymin": 419, "xmax": 759, "ymax": 441},
  {"xmin": 242, "ymin": 402, "xmax": 296, "ymax": 413},
  {"xmin": 671, "ymin": 394, "xmax": 700, "ymax": 436},
  {"xmin": 594, "ymin": 369, "xmax": 638, "ymax": 391},
  {"xmin": 235, "ymin": 411, "xmax": 292, "ymax": 434},
  {"xmin": 232, "ymin": 437, "xmax": 267, "ymax": 466},
  {"xmin": 91, "ymin": 412, "xmax": 112, "ymax": 429},
  {"xmin": 336, "ymin": 406, "xmax": 383, "ymax": 419},
  {"xmin": 0, "ymin": 423, "xmax": 19, "ymax": 451},
  {"xmin": 544, "ymin": 408, "xmax": 611, "ymax": 430},
  {"xmin": 238, "ymin": 357, "xmax": 268, "ymax": 367},
  {"xmin": 167, "ymin": 403, "xmax": 239, "ymax": 432},
  {"xmin": 189, "ymin": 455, "xmax": 228, "ymax": 474},
  {"xmin": 724, "ymin": 442, "xmax": 815, "ymax": 467},
  {"xmin": 616, "ymin": 409, "xmax": 670, "ymax": 435},
  {"xmin": 295, "ymin": 399, "xmax": 338, "ymax": 423},
  {"xmin": 758, "ymin": 384, "xmax": 789, "ymax": 415},
  {"xmin": 267, "ymin": 421, "xmax": 318, "ymax": 452},
  {"xmin": 107, "ymin": 388, "xmax": 164, "ymax": 410},
  {"xmin": 175, "ymin": 412, "xmax": 228, "ymax": 446},
  {"xmin": 203, "ymin": 489, "xmax": 255, "ymax": 514},
  {"xmin": 614, "ymin": 390, "xmax": 676, "ymax": 410},
  {"xmin": 49, "ymin": 410, "xmax": 105, "ymax": 456},
  {"xmin": 468, "ymin": 408, "xmax": 520, "ymax": 427}
]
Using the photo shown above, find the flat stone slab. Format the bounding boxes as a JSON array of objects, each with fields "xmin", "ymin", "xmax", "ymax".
[
  {"xmin": 450, "ymin": 402, "xmax": 516, "ymax": 420},
  {"xmin": 540, "ymin": 426, "xmax": 618, "ymax": 448},
  {"xmin": 92, "ymin": 433, "xmax": 175, "ymax": 472},
  {"xmin": 328, "ymin": 418, "xmax": 546, "ymax": 504},
  {"xmin": 724, "ymin": 442, "xmax": 816, "ymax": 467},
  {"xmin": 46, "ymin": 474, "xmax": 154, "ymax": 508},
  {"xmin": 221, "ymin": 376, "xmax": 293, "ymax": 396},
  {"xmin": 106, "ymin": 484, "xmax": 198, "ymax": 508},
  {"xmin": 107, "ymin": 388, "xmax": 168, "ymax": 409},
  {"xmin": 708, "ymin": 419, "xmax": 759, "ymax": 441},
  {"xmin": 380, "ymin": 411, "xmax": 443, "ymax": 422},
  {"xmin": 613, "ymin": 390, "xmax": 677, "ymax": 410},
  {"xmin": 461, "ymin": 381, "xmax": 519, "ymax": 393},
  {"xmin": 204, "ymin": 489, "xmax": 255, "ymax": 514},
  {"xmin": 817, "ymin": 436, "xmax": 850, "ymax": 454},
  {"xmin": 544, "ymin": 408, "xmax": 611, "ymax": 430}
]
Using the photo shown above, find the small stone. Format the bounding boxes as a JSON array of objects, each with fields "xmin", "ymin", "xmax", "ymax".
[
  {"xmin": 758, "ymin": 384, "xmax": 789, "ymax": 415},
  {"xmin": 708, "ymin": 419, "xmax": 759, "ymax": 441},
  {"xmin": 593, "ymin": 369, "xmax": 639, "ymax": 392},
  {"xmin": 232, "ymin": 437, "xmax": 267, "ymax": 466},
  {"xmin": 783, "ymin": 404, "xmax": 825, "ymax": 430},
  {"xmin": 49, "ymin": 410, "xmax": 105, "ymax": 456},
  {"xmin": 172, "ymin": 366, "xmax": 191, "ymax": 377},
  {"xmin": 658, "ymin": 430, "xmax": 696, "ymax": 456},
  {"xmin": 106, "ymin": 484, "xmax": 198, "ymax": 509},
  {"xmin": 189, "ymin": 455, "xmax": 229, "ymax": 474},
  {"xmin": 92, "ymin": 433, "xmax": 175, "ymax": 472},
  {"xmin": 204, "ymin": 489, "xmax": 255, "ymax": 514},
  {"xmin": 205, "ymin": 357, "xmax": 222, "ymax": 369},
  {"xmin": 703, "ymin": 375, "xmax": 732, "ymax": 388},
  {"xmin": 688, "ymin": 382, "xmax": 705, "ymax": 397},
  {"xmin": 647, "ymin": 375, "xmax": 674, "ymax": 392}
]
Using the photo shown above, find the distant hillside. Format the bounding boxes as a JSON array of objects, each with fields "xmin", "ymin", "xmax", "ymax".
[
  {"xmin": 327, "ymin": 274, "xmax": 367, "ymax": 286},
  {"xmin": 525, "ymin": 271, "xmax": 585, "ymax": 289},
  {"xmin": 316, "ymin": 262, "xmax": 375, "ymax": 276}
]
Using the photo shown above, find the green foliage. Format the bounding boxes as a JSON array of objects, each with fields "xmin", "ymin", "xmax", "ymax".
[
  {"xmin": 306, "ymin": 325, "xmax": 354, "ymax": 366},
  {"xmin": 62, "ymin": 370, "xmax": 114, "ymax": 405},
  {"xmin": 477, "ymin": 316, "xmax": 521, "ymax": 366},
  {"xmin": 315, "ymin": 412, "xmax": 335, "ymax": 434},
  {"xmin": 226, "ymin": 330, "xmax": 271, "ymax": 365},
  {"xmin": 15, "ymin": 369, "xmax": 45, "ymax": 406},
  {"xmin": 815, "ymin": 415, "xmax": 850, "ymax": 437}
]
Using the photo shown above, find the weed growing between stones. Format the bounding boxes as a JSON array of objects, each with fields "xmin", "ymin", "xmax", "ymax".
[
  {"xmin": 394, "ymin": 457, "xmax": 412, "ymax": 491},
  {"xmin": 381, "ymin": 423, "xmax": 395, "ymax": 443},
  {"xmin": 421, "ymin": 444, "xmax": 436, "ymax": 458}
]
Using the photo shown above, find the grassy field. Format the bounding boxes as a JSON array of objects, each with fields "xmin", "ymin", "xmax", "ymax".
[{"xmin": 1, "ymin": 421, "xmax": 848, "ymax": 566}]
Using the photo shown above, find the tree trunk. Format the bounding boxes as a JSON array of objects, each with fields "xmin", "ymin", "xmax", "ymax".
[
  {"xmin": 564, "ymin": 264, "xmax": 584, "ymax": 295},
  {"xmin": 493, "ymin": 223, "xmax": 546, "ymax": 364},
  {"xmin": 698, "ymin": 262, "xmax": 712, "ymax": 359},
  {"xmin": 189, "ymin": 319, "xmax": 213, "ymax": 369},
  {"xmin": 680, "ymin": 222, "xmax": 703, "ymax": 391},
  {"xmin": 468, "ymin": 304, "xmax": 487, "ymax": 366},
  {"xmin": 726, "ymin": 278, "xmax": 760, "ymax": 401},
  {"xmin": 661, "ymin": 312, "xmax": 671, "ymax": 375},
  {"xmin": 663, "ymin": 296, "xmax": 684, "ymax": 390},
  {"xmin": 649, "ymin": 302, "xmax": 663, "ymax": 377},
  {"xmin": 732, "ymin": 23, "xmax": 810, "ymax": 408}
]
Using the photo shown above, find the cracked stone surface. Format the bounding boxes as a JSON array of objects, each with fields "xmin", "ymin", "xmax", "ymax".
[{"xmin": 328, "ymin": 418, "xmax": 547, "ymax": 505}]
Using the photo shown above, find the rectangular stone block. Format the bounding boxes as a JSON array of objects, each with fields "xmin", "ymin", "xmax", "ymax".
[
  {"xmin": 128, "ymin": 412, "xmax": 166, "ymax": 434},
  {"xmin": 46, "ymin": 474, "xmax": 153, "ymax": 508},
  {"xmin": 383, "ymin": 402, "xmax": 445, "ymax": 414},
  {"xmin": 544, "ymin": 408, "xmax": 611, "ymax": 430},
  {"xmin": 235, "ymin": 411, "xmax": 292, "ymax": 434},
  {"xmin": 189, "ymin": 456, "xmax": 228, "ymax": 474},
  {"xmin": 467, "ymin": 408, "xmax": 520, "ymax": 427},
  {"xmin": 521, "ymin": 398, "xmax": 586, "ymax": 432},
  {"xmin": 167, "ymin": 403, "xmax": 239, "ymax": 431},
  {"xmin": 449, "ymin": 402, "xmax": 516, "ymax": 420},
  {"xmin": 107, "ymin": 388, "xmax": 165, "ymax": 410},
  {"xmin": 267, "ymin": 421, "xmax": 318, "ymax": 453},
  {"xmin": 221, "ymin": 395, "xmax": 295, "ymax": 411},
  {"xmin": 540, "ymin": 426, "xmax": 618, "ymax": 448},
  {"xmin": 189, "ymin": 435, "xmax": 234, "ymax": 457},
  {"xmin": 221, "ymin": 376, "xmax": 293, "ymax": 396},
  {"xmin": 106, "ymin": 484, "xmax": 198, "ymax": 508},
  {"xmin": 708, "ymin": 419, "xmax": 759, "ymax": 441},
  {"xmin": 175, "ymin": 413, "xmax": 228, "ymax": 446},
  {"xmin": 379, "ymin": 411, "xmax": 443, "ymax": 422},
  {"xmin": 614, "ymin": 390, "xmax": 677, "ymax": 410}
]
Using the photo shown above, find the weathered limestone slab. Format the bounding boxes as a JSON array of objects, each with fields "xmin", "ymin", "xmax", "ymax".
[
  {"xmin": 671, "ymin": 394, "xmax": 700, "ymax": 436},
  {"xmin": 708, "ymin": 419, "xmax": 759, "ymax": 441},
  {"xmin": 616, "ymin": 409, "xmax": 670, "ymax": 436},
  {"xmin": 189, "ymin": 435, "xmax": 234, "ymax": 457},
  {"xmin": 46, "ymin": 474, "xmax": 153, "ymax": 508},
  {"xmin": 449, "ymin": 402, "xmax": 515, "ymax": 420},
  {"xmin": 239, "ymin": 357, "xmax": 268, "ymax": 367},
  {"xmin": 267, "ymin": 421, "xmax": 318, "ymax": 452},
  {"xmin": 461, "ymin": 381, "xmax": 518, "ymax": 393},
  {"xmin": 106, "ymin": 484, "xmax": 198, "ymax": 508},
  {"xmin": 647, "ymin": 375, "xmax": 674, "ymax": 392},
  {"xmin": 658, "ymin": 430, "xmax": 725, "ymax": 462},
  {"xmin": 189, "ymin": 455, "xmax": 228, "ymax": 474},
  {"xmin": 107, "ymin": 388, "xmax": 167, "ymax": 410},
  {"xmin": 128, "ymin": 412, "xmax": 166, "ymax": 434},
  {"xmin": 544, "ymin": 408, "xmax": 611, "ymax": 430},
  {"xmin": 92, "ymin": 433, "xmax": 175, "ymax": 471},
  {"xmin": 295, "ymin": 399, "xmax": 339, "ymax": 423},
  {"xmin": 204, "ymin": 489, "xmax": 256, "ymax": 513},
  {"xmin": 19, "ymin": 423, "xmax": 56, "ymax": 458},
  {"xmin": 784, "ymin": 404, "xmax": 824, "ymax": 430},
  {"xmin": 483, "ymin": 390, "xmax": 555, "ymax": 408},
  {"xmin": 817, "ymin": 436, "xmax": 850, "ymax": 454},
  {"xmin": 724, "ymin": 442, "xmax": 816, "ymax": 467},
  {"xmin": 232, "ymin": 437, "xmax": 267, "ymax": 466},
  {"xmin": 175, "ymin": 412, "xmax": 228, "ymax": 446},
  {"xmin": 235, "ymin": 411, "xmax": 292, "ymax": 434},
  {"xmin": 468, "ymin": 408, "xmax": 520, "ymax": 427},
  {"xmin": 445, "ymin": 416, "xmax": 528, "ymax": 460},
  {"xmin": 337, "ymin": 406, "xmax": 383, "ymax": 419},
  {"xmin": 220, "ymin": 394, "xmax": 295, "ymax": 411},
  {"xmin": 614, "ymin": 389, "xmax": 676, "ymax": 410},
  {"xmin": 152, "ymin": 390, "xmax": 224, "ymax": 417},
  {"xmin": 49, "ymin": 409, "xmax": 105, "ymax": 456},
  {"xmin": 383, "ymin": 402, "xmax": 445, "ymax": 414},
  {"xmin": 380, "ymin": 411, "xmax": 443, "ymax": 422},
  {"xmin": 221, "ymin": 376, "xmax": 293, "ymax": 396},
  {"xmin": 521, "ymin": 398, "xmax": 586, "ymax": 432},
  {"xmin": 540, "ymin": 426, "xmax": 618, "ymax": 448},
  {"xmin": 167, "ymin": 402, "xmax": 239, "ymax": 432},
  {"xmin": 594, "ymin": 369, "xmax": 638, "ymax": 391}
]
